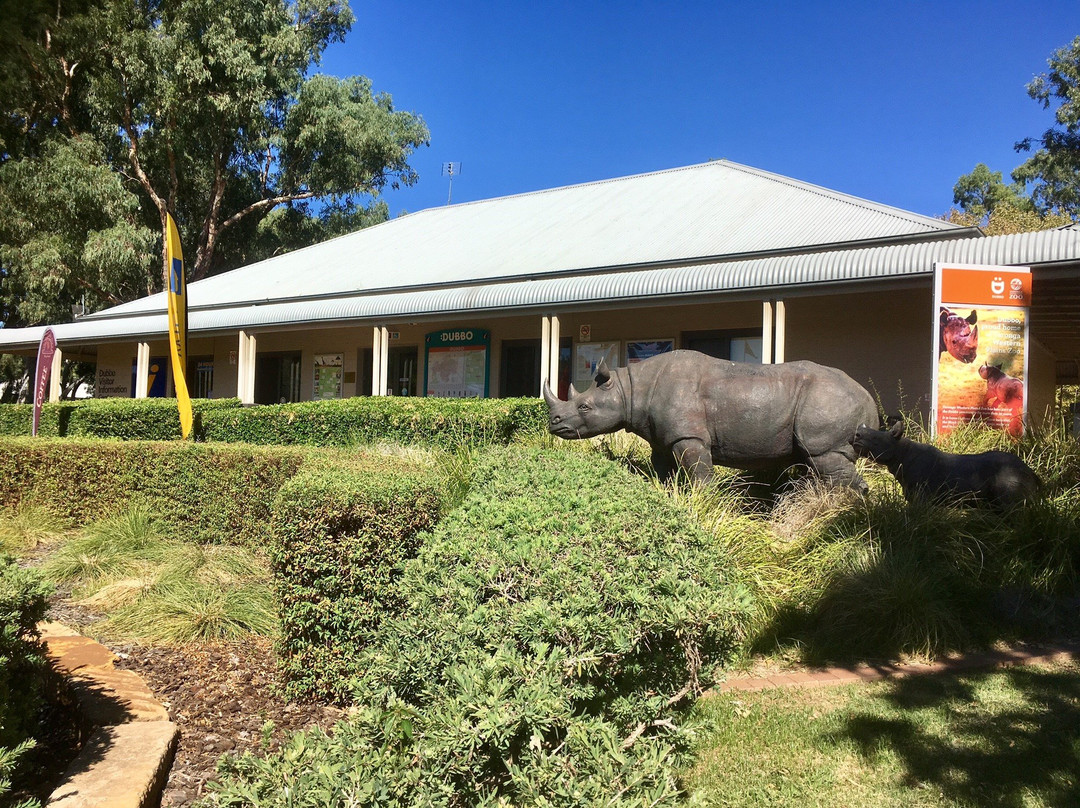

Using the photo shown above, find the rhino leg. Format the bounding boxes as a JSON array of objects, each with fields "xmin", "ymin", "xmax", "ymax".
[
  {"xmin": 650, "ymin": 445, "xmax": 677, "ymax": 482},
  {"xmin": 671, "ymin": 438, "xmax": 713, "ymax": 485},
  {"xmin": 808, "ymin": 449, "xmax": 868, "ymax": 494}
]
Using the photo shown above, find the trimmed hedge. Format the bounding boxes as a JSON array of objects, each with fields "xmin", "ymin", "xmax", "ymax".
[
  {"xmin": 0, "ymin": 437, "xmax": 308, "ymax": 546},
  {"xmin": 0, "ymin": 398, "xmax": 240, "ymax": 441},
  {"xmin": 206, "ymin": 448, "xmax": 755, "ymax": 806},
  {"xmin": 270, "ymin": 465, "xmax": 446, "ymax": 701},
  {"xmin": 0, "ymin": 396, "xmax": 547, "ymax": 449},
  {"xmin": 201, "ymin": 396, "xmax": 546, "ymax": 448}
]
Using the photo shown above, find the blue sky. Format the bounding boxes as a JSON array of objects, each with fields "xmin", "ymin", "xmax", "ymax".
[{"xmin": 321, "ymin": 2, "xmax": 1080, "ymax": 220}]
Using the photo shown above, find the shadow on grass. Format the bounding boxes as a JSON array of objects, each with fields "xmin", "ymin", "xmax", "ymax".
[{"xmin": 836, "ymin": 666, "xmax": 1080, "ymax": 807}]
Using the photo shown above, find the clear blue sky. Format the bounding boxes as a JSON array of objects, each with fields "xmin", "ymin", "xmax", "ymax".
[{"xmin": 321, "ymin": 1, "xmax": 1080, "ymax": 220}]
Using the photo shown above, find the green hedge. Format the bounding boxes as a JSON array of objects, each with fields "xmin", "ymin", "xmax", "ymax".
[
  {"xmin": 0, "ymin": 437, "xmax": 308, "ymax": 546},
  {"xmin": 0, "ymin": 398, "xmax": 241, "ymax": 440},
  {"xmin": 0, "ymin": 396, "xmax": 547, "ymax": 448},
  {"xmin": 269, "ymin": 464, "xmax": 446, "ymax": 701},
  {"xmin": 207, "ymin": 448, "xmax": 755, "ymax": 806},
  {"xmin": 201, "ymin": 396, "xmax": 546, "ymax": 448}
]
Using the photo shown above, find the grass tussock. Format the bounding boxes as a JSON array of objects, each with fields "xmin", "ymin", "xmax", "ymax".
[
  {"xmin": 40, "ymin": 507, "xmax": 276, "ymax": 644},
  {"xmin": 0, "ymin": 505, "xmax": 71, "ymax": 554}
]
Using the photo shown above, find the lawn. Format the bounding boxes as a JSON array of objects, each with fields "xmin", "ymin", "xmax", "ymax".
[{"xmin": 684, "ymin": 661, "xmax": 1080, "ymax": 807}]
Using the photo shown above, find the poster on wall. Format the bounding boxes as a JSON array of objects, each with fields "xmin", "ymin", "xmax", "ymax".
[
  {"xmin": 574, "ymin": 341, "xmax": 620, "ymax": 383},
  {"xmin": 131, "ymin": 357, "xmax": 168, "ymax": 397},
  {"xmin": 625, "ymin": 339, "xmax": 674, "ymax": 365},
  {"xmin": 425, "ymin": 329, "xmax": 490, "ymax": 397},
  {"xmin": 313, "ymin": 353, "xmax": 343, "ymax": 400},
  {"xmin": 932, "ymin": 262, "xmax": 1031, "ymax": 438}
]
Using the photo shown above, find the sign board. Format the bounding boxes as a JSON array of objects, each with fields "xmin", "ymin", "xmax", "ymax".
[
  {"xmin": 574, "ymin": 341, "xmax": 620, "ymax": 383},
  {"xmin": 932, "ymin": 263, "xmax": 1031, "ymax": 437},
  {"xmin": 625, "ymin": 339, "xmax": 674, "ymax": 365},
  {"xmin": 32, "ymin": 328, "xmax": 56, "ymax": 436},
  {"xmin": 425, "ymin": 329, "xmax": 490, "ymax": 397},
  {"xmin": 313, "ymin": 353, "xmax": 343, "ymax": 400}
]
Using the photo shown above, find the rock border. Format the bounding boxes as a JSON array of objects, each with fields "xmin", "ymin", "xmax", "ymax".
[{"xmin": 38, "ymin": 621, "xmax": 179, "ymax": 808}]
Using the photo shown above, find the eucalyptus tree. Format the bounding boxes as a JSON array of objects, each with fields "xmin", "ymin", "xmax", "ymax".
[{"xmin": 0, "ymin": 0, "xmax": 428, "ymax": 327}]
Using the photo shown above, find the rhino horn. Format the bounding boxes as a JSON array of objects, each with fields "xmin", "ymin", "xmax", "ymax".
[
  {"xmin": 542, "ymin": 379, "xmax": 561, "ymax": 407},
  {"xmin": 594, "ymin": 358, "xmax": 611, "ymax": 387}
]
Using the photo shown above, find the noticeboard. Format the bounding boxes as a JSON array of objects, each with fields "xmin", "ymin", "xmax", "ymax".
[{"xmin": 424, "ymin": 329, "xmax": 490, "ymax": 398}]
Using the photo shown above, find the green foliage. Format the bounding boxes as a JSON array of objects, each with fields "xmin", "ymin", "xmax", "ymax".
[
  {"xmin": 206, "ymin": 448, "xmax": 754, "ymax": 806},
  {"xmin": 41, "ymin": 509, "xmax": 278, "ymax": 644},
  {"xmin": 0, "ymin": 505, "xmax": 69, "ymax": 555},
  {"xmin": 0, "ymin": 398, "xmax": 242, "ymax": 440},
  {"xmin": 269, "ymin": 465, "xmax": 446, "ymax": 701},
  {"xmin": 1014, "ymin": 35, "xmax": 1080, "ymax": 218},
  {"xmin": 200, "ymin": 396, "xmax": 547, "ymax": 449},
  {"xmin": 0, "ymin": 554, "xmax": 51, "ymax": 801},
  {"xmin": 952, "ymin": 162, "xmax": 1031, "ymax": 219},
  {"xmin": 0, "ymin": 437, "xmax": 307, "ymax": 545}
]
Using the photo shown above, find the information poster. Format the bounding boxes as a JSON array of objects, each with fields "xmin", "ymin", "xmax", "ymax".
[
  {"xmin": 313, "ymin": 353, "xmax": 343, "ymax": 400},
  {"xmin": 574, "ymin": 341, "xmax": 620, "ymax": 382},
  {"xmin": 625, "ymin": 339, "xmax": 674, "ymax": 365},
  {"xmin": 932, "ymin": 263, "xmax": 1031, "ymax": 437},
  {"xmin": 425, "ymin": 329, "xmax": 490, "ymax": 397}
]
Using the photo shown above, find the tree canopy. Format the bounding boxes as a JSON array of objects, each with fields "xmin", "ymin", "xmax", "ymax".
[
  {"xmin": 949, "ymin": 36, "xmax": 1080, "ymax": 232},
  {"xmin": 0, "ymin": 0, "xmax": 429, "ymax": 328}
]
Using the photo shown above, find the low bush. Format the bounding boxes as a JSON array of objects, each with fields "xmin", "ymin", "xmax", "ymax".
[
  {"xmin": 200, "ymin": 396, "xmax": 546, "ymax": 449},
  {"xmin": 0, "ymin": 554, "xmax": 52, "ymax": 804},
  {"xmin": 0, "ymin": 437, "xmax": 308, "ymax": 546},
  {"xmin": 269, "ymin": 464, "xmax": 446, "ymax": 702},
  {"xmin": 0, "ymin": 398, "xmax": 240, "ymax": 441},
  {"xmin": 206, "ymin": 448, "xmax": 755, "ymax": 806}
]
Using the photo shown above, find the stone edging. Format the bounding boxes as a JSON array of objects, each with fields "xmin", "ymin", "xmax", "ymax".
[{"xmin": 37, "ymin": 621, "xmax": 179, "ymax": 808}]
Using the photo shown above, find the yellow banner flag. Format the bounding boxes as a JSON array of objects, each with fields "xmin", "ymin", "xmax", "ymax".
[{"xmin": 166, "ymin": 213, "xmax": 193, "ymax": 439}]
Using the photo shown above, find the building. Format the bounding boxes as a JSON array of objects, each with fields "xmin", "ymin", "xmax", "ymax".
[{"xmin": 2, "ymin": 160, "xmax": 1079, "ymax": 423}]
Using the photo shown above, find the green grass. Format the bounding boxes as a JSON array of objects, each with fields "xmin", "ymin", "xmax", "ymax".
[
  {"xmin": 39, "ymin": 507, "xmax": 277, "ymax": 644},
  {"xmin": 684, "ymin": 661, "xmax": 1080, "ymax": 807},
  {"xmin": 0, "ymin": 504, "xmax": 70, "ymax": 554}
]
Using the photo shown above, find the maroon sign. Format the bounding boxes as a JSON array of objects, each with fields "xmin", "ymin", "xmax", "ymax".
[{"xmin": 32, "ymin": 328, "xmax": 56, "ymax": 436}]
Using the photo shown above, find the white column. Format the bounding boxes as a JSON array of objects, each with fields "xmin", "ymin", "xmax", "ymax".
[
  {"xmin": 761, "ymin": 301, "xmax": 774, "ymax": 365},
  {"xmin": 380, "ymin": 327, "xmax": 390, "ymax": 396},
  {"xmin": 237, "ymin": 331, "xmax": 256, "ymax": 404},
  {"xmin": 548, "ymin": 315, "xmax": 560, "ymax": 390},
  {"xmin": 49, "ymin": 347, "xmax": 62, "ymax": 402},
  {"xmin": 135, "ymin": 342, "xmax": 150, "ymax": 399},
  {"xmin": 371, "ymin": 326, "xmax": 383, "ymax": 396},
  {"xmin": 539, "ymin": 316, "xmax": 552, "ymax": 395},
  {"xmin": 774, "ymin": 300, "xmax": 786, "ymax": 364}
]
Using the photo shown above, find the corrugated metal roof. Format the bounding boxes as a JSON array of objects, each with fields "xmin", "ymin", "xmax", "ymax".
[
  {"xmin": 81, "ymin": 160, "xmax": 963, "ymax": 320},
  {"xmin": 3, "ymin": 226, "xmax": 1078, "ymax": 351}
]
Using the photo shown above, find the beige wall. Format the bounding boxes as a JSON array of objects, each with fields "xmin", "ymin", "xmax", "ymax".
[{"xmin": 87, "ymin": 288, "xmax": 1059, "ymax": 432}]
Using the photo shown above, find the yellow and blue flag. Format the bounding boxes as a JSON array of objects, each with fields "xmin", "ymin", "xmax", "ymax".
[{"xmin": 166, "ymin": 213, "xmax": 193, "ymax": 439}]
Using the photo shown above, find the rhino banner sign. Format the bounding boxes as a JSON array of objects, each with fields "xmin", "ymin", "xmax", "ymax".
[{"xmin": 932, "ymin": 262, "xmax": 1031, "ymax": 438}]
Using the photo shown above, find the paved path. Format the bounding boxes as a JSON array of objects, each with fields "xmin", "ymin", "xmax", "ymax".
[{"xmin": 713, "ymin": 641, "xmax": 1080, "ymax": 694}]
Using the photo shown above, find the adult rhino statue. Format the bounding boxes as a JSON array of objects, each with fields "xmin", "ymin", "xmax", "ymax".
[{"xmin": 543, "ymin": 350, "xmax": 877, "ymax": 490}]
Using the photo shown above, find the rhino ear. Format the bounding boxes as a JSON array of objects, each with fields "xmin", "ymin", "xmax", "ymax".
[
  {"xmin": 594, "ymin": 359, "xmax": 612, "ymax": 388},
  {"xmin": 966, "ymin": 310, "xmax": 978, "ymax": 325},
  {"xmin": 889, "ymin": 420, "xmax": 905, "ymax": 439}
]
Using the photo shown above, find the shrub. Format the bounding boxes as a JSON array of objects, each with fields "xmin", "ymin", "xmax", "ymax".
[
  {"xmin": 201, "ymin": 396, "xmax": 546, "ymax": 449},
  {"xmin": 0, "ymin": 398, "xmax": 240, "ymax": 440},
  {"xmin": 0, "ymin": 554, "xmax": 52, "ymax": 803},
  {"xmin": 0, "ymin": 437, "xmax": 308, "ymax": 546},
  {"xmin": 206, "ymin": 448, "xmax": 754, "ymax": 806},
  {"xmin": 269, "ymin": 464, "xmax": 446, "ymax": 702}
]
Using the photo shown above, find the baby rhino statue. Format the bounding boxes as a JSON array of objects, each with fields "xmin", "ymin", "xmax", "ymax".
[
  {"xmin": 544, "ymin": 350, "xmax": 877, "ymax": 490},
  {"xmin": 853, "ymin": 420, "xmax": 1040, "ymax": 508}
]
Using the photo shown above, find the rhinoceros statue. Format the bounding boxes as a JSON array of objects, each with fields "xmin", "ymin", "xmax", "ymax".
[{"xmin": 544, "ymin": 349, "xmax": 877, "ymax": 490}]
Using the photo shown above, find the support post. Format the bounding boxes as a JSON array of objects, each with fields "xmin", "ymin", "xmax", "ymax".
[
  {"xmin": 135, "ymin": 343, "xmax": 150, "ymax": 399},
  {"xmin": 774, "ymin": 300, "xmax": 786, "ymax": 364},
  {"xmin": 539, "ymin": 316, "xmax": 552, "ymax": 395},
  {"xmin": 49, "ymin": 347, "xmax": 62, "ymax": 402},
  {"xmin": 761, "ymin": 301, "xmax": 774, "ymax": 365},
  {"xmin": 371, "ymin": 326, "xmax": 383, "ymax": 396},
  {"xmin": 237, "ymin": 331, "xmax": 256, "ymax": 404},
  {"xmin": 548, "ymin": 315, "xmax": 560, "ymax": 391}
]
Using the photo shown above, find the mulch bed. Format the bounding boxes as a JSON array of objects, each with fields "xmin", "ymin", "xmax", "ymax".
[{"xmin": 41, "ymin": 593, "xmax": 344, "ymax": 807}]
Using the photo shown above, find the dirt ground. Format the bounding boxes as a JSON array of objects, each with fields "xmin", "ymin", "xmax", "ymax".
[{"xmin": 44, "ymin": 594, "xmax": 344, "ymax": 807}]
